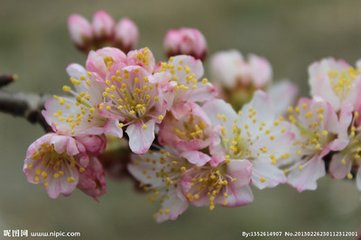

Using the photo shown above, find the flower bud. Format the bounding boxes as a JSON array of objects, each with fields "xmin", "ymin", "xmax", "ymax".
[
  {"xmin": 67, "ymin": 14, "xmax": 93, "ymax": 51},
  {"xmin": 163, "ymin": 28, "xmax": 207, "ymax": 60},
  {"xmin": 92, "ymin": 10, "xmax": 115, "ymax": 43},
  {"xmin": 114, "ymin": 17, "xmax": 139, "ymax": 53}
]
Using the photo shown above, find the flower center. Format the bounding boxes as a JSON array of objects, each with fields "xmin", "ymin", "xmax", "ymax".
[
  {"xmin": 101, "ymin": 68, "xmax": 159, "ymax": 122},
  {"xmin": 288, "ymin": 104, "xmax": 332, "ymax": 154},
  {"xmin": 26, "ymin": 144, "xmax": 84, "ymax": 188},
  {"xmin": 328, "ymin": 67, "xmax": 359, "ymax": 100},
  {"xmin": 173, "ymin": 116, "xmax": 207, "ymax": 140},
  {"xmin": 186, "ymin": 163, "xmax": 235, "ymax": 210}
]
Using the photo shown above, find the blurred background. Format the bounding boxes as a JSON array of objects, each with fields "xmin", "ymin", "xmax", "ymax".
[{"xmin": 1, "ymin": 0, "xmax": 361, "ymax": 239}]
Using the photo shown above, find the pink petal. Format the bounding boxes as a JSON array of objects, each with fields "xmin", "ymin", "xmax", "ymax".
[
  {"xmin": 77, "ymin": 157, "xmax": 106, "ymax": 200},
  {"xmin": 50, "ymin": 134, "xmax": 69, "ymax": 154},
  {"xmin": 248, "ymin": 54, "xmax": 272, "ymax": 88},
  {"xmin": 180, "ymin": 151, "xmax": 211, "ymax": 167}
]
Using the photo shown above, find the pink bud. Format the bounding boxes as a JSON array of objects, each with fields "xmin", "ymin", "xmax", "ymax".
[
  {"xmin": 92, "ymin": 10, "xmax": 115, "ymax": 42},
  {"xmin": 114, "ymin": 17, "xmax": 139, "ymax": 53},
  {"xmin": 67, "ymin": 14, "xmax": 93, "ymax": 51},
  {"xmin": 163, "ymin": 28, "xmax": 207, "ymax": 60}
]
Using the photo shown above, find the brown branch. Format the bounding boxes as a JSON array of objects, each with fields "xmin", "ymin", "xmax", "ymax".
[
  {"xmin": 0, "ymin": 75, "xmax": 17, "ymax": 88},
  {"xmin": 0, "ymin": 90, "xmax": 51, "ymax": 131}
]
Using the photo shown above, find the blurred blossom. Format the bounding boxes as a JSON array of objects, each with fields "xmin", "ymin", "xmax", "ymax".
[
  {"xmin": 308, "ymin": 58, "xmax": 361, "ymax": 112},
  {"xmin": 67, "ymin": 11, "xmax": 139, "ymax": 53},
  {"xmin": 209, "ymin": 50, "xmax": 273, "ymax": 110},
  {"xmin": 163, "ymin": 28, "xmax": 207, "ymax": 60},
  {"xmin": 210, "ymin": 50, "xmax": 272, "ymax": 89},
  {"xmin": 115, "ymin": 17, "xmax": 139, "ymax": 53},
  {"xmin": 67, "ymin": 14, "xmax": 93, "ymax": 51},
  {"xmin": 306, "ymin": 57, "xmax": 361, "ymax": 191},
  {"xmin": 92, "ymin": 10, "xmax": 115, "ymax": 42}
]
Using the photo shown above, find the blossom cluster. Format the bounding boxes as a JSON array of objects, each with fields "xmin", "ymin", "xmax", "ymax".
[
  {"xmin": 22, "ymin": 10, "xmax": 361, "ymax": 222},
  {"xmin": 68, "ymin": 10, "xmax": 139, "ymax": 53}
]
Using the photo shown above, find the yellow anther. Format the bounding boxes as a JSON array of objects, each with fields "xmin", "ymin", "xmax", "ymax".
[
  {"xmin": 67, "ymin": 177, "xmax": 76, "ymax": 183},
  {"xmin": 62, "ymin": 85, "xmax": 71, "ymax": 92}
]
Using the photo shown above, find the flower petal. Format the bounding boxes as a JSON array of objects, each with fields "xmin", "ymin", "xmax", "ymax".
[
  {"xmin": 252, "ymin": 160, "xmax": 287, "ymax": 189},
  {"xmin": 329, "ymin": 152, "xmax": 352, "ymax": 179},
  {"xmin": 126, "ymin": 120, "xmax": 155, "ymax": 154},
  {"xmin": 180, "ymin": 151, "xmax": 211, "ymax": 167},
  {"xmin": 288, "ymin": 156, "xmax": 326, "ymax": 192}
]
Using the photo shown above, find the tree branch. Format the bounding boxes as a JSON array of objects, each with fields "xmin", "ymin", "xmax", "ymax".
[
  {"xmin": 0, "ymin": 74, "xmax": 17, "ymax": 88},
  {"xmin": 0, "ymin": 90, "xmax": 51, "ymax": 131}
]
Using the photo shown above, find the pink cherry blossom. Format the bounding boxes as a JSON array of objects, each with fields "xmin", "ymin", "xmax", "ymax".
[
  {"xmin": 163, "ymin": 28, "xmax": 207, "ymax": 60},
  {"xmin": 181, "ymin": 157, "xmax": 253, "ymax": 210},
  {"xmin": 23, "ymin": 133, "xmax": 89, "ymax": 199},
  {"xmin": 158, "ymin": 102, "xmax": 215, "ymax": 151},
  {"xmin": 115, "ymin": 17, "xmax": 139, "ymax": 53},
  {"xmin": 99, "ymin": 65, "xmax": 166, "ymax": 154},
  {"xmin": 210, "ymin": 50, "xmax": 273, "ymax": 89},
  {"xmin": 286, "ymin": 97, "xmax": 344, "ymax": 191},
  {"xmin": 328, "ymin": 103, "xmax": 361, "ymax": 190},
  {"xmin": 157, "ymin": 55, "xmax": 217, "ymax": 116},
  {"xmin": 86, "ymin": 47, "xmax": 127, "ymax": 79},
  {"xmin": 126, "ymin": 48, "xmax": 156, "ymax": 73},
  {"xmin": 42, "ymin": 63, "xmax": 122, "ymax": 138},
  {"xmin": 128, "ymin": 149, "xmax": 189, "ymax": 222},
  {"xmin": 203, "ymin": 91, "xmax": 293, "ymax": 190},
  {"xmin": 67, "ymin": 14, "xmax": 93, "ymax": 51},
  {"xmin": 85, "ymin": 47, "xmax": 155, "ymax": 79},
  {"xmin": 308, "ymin": 58, "xmax": 361, "ymax": 112}
]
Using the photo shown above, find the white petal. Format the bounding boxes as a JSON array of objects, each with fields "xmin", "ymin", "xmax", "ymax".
[
  {"xmin": 252, "ymin": 160, "xmax": 286, "ymax": 189},
  {"xmin": 126, "ymin": 120, "xmax": 155, "ymax": 154},
  {"xmin": 288, "ymin": 157, "xmax": 326, "ymax": 192},
  {"xmin": 329, "ymin": 152, "xmax": 352, "ymax": 179}
]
